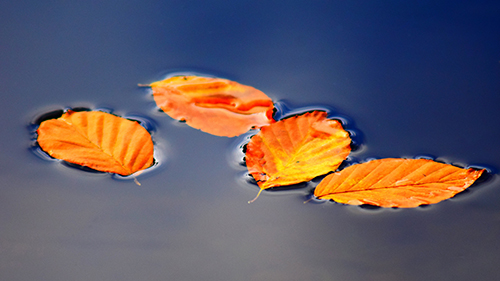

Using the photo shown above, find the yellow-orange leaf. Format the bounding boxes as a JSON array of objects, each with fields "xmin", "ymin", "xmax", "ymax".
[
  {"xmin": 314, "ymin": 158, "xmax": 485, "ymax": 208},
  {"xmin": 245, "ymin": 111, "xmax": 352, "ymax": 194},
  {"xmin": 148, "ymin": 76, "xmax": 274, "ymax": 137},
  {"xmin": 37, "ymin": 110, "xmax": 154, "ymax": 176}
]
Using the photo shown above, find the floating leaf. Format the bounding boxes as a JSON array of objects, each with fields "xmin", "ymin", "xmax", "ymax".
[
  {"xmin": 245, "ymin": 111, "xmax": 351, "ymax": 201},
  {"xmin": 37, "ymin": 110, "xmax": 154, "ymax": 176},
  {"xmin": 314, "ymin": 158, "xmax": 485, "ymax": 208},
  {"xmin": 146, "ymin": 75, "xmax": 275, "ymax": 137}
]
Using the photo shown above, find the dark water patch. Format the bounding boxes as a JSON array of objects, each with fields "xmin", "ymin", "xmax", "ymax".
[
  {"xmin": 233, "ymin": 171, "xmax": 255, "ymax": 187},
  {"xmin": 61, "ymin": 161, "xmax": 107, "ymax": 174},
  {"xmin": 334, "ymin": 159, "xmax": 355, "ymax": 173},
  {"xmin": 30, "ymin": 106, "xmax": 93, "ymax": 127},
  {"xmin": 416, "ymin": 204, "xmax": 433, "ymax": 210},
  {"xmin": 31, "ymin": 109, "xmax": 64, "ymax": 126},
  {"xmin": 71, "ymin": 106, "xmax": 93, "ymax": 113},
  {"xmin": 122, "ymin": 113, "xmax": 159, "ymax": 134},
  {"xmin": 309, "ymin": 173, "xmax": 329, "ymax": 185},
  {"xmin": 359, "ymin": 204, "xmax": 382, "ymax": 210},
  {"xmin": 265, "ymin": 182, "xmax": 309, "ymax": 192},
  {"xmin": 345, "ymin": 203, "xmax": 412, "ymax": 215},
  {"xmin": 226, "ymin": 131, "xmax": 255, "ymax": 170}
]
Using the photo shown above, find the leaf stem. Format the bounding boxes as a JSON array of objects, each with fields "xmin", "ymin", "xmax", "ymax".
[
  {"xmin": 134, "ymin": 177, "xmax": 141, "ymax": 186},
  {"xmin": 248, "ymin": 189, "xmax": 263, "ymax": 203}
]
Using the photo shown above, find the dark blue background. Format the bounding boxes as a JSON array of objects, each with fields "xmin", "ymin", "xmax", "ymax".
[{"xmin": 1, "ymin": 1, "xmax": 499, "ymax": 280}]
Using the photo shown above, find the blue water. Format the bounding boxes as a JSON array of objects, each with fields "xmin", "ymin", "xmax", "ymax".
[{"xmin": 1, "ymin": 1, "xmax": 500, "ymax": 280}]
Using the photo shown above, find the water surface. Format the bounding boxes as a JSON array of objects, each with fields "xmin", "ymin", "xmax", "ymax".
[{"xmin": 1, "ymin": 1, "xmax": 500, "ymax": 280}]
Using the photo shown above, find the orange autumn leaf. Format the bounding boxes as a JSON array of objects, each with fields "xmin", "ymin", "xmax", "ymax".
[
  {"xmin": 314, "ymin": 158, "xmax": 485, "ymax": 208},
  {"xmin": 37, "ymin": 110, "xmax": 154, "ymax": 176},
  {"xmin": 245, "ymin": 111, "xmax": 352, "ymax": 201},
  {"xmin": 147, "ymin": 75, "xmax": 274, "ymax": 137}
]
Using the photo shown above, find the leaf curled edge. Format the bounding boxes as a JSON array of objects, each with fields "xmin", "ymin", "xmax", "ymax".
[{"xmin": 314, "ymin": 158, "xmax": 485, "ymax": 208}]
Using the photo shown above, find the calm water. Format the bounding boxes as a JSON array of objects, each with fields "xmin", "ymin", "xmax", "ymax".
[{"xmin": 1, "ymin": 1, "xmax": 500, "ymax": 280}]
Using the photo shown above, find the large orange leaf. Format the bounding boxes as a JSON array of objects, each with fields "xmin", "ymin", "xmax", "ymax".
[
  {"xmin": 147, "ymin": 75, "xmax": 274, "ymax": 137},
  {"xmin": 245, "ymin": 111, "xmax": 352, "ymax": 201},
  {"xmin": 314, "ymin": 158, "xmax": 485, "ymax": 208},
  {"xmin": 37, "ymin": 110, "xmax": 154, "ymax": 176}
]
